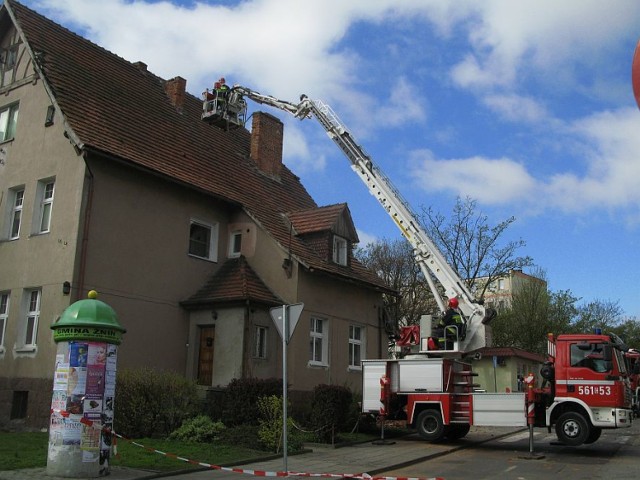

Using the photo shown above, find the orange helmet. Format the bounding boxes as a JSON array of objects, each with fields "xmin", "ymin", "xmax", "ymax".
[{"xmin": 448, "ymin": 298, "xmax": 459, "ymax": 309}]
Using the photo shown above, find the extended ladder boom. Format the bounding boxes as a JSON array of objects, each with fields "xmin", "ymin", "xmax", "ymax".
[{"xmin": 202, "ymin": 84, "xmax": 493, "ymax": 353}]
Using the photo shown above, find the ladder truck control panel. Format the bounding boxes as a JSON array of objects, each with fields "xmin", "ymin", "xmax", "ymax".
[{"xmin": 202, "ymin": 81, "xmax": 495, "ymax": 356}]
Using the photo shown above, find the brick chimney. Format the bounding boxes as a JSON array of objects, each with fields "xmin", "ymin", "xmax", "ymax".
[
  {"xmin": 164, "ymin": 76, "xmax": 186, "ymax": 112},
  {"xmin": 251, "ymin": 112, "xmax": 283, "ymax": 177}
]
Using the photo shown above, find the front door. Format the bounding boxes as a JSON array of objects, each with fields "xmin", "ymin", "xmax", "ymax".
[{"xmin": 197, "ymin": 326, "xmax": 215, "ymax": 386}]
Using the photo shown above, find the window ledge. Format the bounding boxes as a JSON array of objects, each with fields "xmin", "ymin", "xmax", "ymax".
[
  {"xmin": 14, "ymin": 346, "xmax": 37, "ymax": 354},
  {"xmin": 347, "ymin": 366, "xmax": 362, "ymax": 373},
  {"xmin": 308, "ymin": 361, "xmax": 329, "ymax": 369},
  {"xmin": 187, "ymin": 254, "xmax": 217, "ymax": 263}
]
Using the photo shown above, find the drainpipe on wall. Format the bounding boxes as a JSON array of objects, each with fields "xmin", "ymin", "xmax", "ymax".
[{"xmin": 76, "ymin": 151, "xmax": 94, "ymax": 302}]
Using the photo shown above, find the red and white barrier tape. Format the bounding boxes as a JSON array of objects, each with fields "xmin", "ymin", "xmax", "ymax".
[{"xmin": 50, "ymin": 409, "xmax": 443, "ymax": 480}]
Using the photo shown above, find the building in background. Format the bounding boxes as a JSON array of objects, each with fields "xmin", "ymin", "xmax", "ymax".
[{"xmin": 478, "ymin": 270, "xmax": 547, "ymax": 312}]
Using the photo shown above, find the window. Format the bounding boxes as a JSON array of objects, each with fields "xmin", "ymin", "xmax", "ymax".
[
  {"xmin": 0, "ymin": 292, "xmax": 9, "ymax": 351},
  {"xmin": 497, "ymin": 278, "xmax": 505, "ymax": 290},
  {"xmin": 309, "ymin": 316, "xmax": 328, "ymax": 366},
  {"xmin": 229, "ymin": 230, "xmax": 242, "ymax": 258},
  {"xmin": 1, "ymin": 45, "xmax": 18, "ymax": 88},
  {"xmin": 189, "ymin": 220, "xmax": 218, "ymax": 261},
  {"xmin": 332, "ymin": 235, "xmax": 348, "ymax": 266},
  {"xmin": 10, "ymin": 391, "xmax": 28, "ymax": 420},
  {"xmin": 570, "ymin": 343, "xmax": 609, "ymax": 373},
  {"xmin": 349, "ymin": 325, "xmax": 364, "ymax": 369},
  {"xmin": 34, "ymin": 180, "xmax": 55, "ymax": 234},
  {"xmin": 8, "ymin": 188, "xmax": 24, "ymax": 240},
  {"xmin": 21, "ymin": 289, "xmax": 40, "ymax": 348},
  {"xmin": 0, "ymin": 103, "xmax": 19, "ymax": 142},
  {"xmin": 254, "ymin": 326, "xmax": 267, "ymax": 359}
]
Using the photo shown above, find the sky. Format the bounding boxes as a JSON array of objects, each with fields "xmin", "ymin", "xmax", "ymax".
[{"xmin": 17, "ymin": 0, "xmax": 640, "ymax": 319}]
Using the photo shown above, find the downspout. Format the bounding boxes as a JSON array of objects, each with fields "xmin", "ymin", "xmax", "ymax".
[{"xmin": 76, "ymin": 151, "xmax": 94, "ymax": 301}]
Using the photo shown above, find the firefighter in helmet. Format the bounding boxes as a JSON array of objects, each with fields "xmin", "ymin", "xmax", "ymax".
[{"xmin": 436, "ymin": 297, "xmax": 466, "ymax": 349}]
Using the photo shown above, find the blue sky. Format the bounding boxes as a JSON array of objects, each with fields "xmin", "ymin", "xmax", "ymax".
[{"xmin": 20, "ymin": 0, "xmax": 640, "ymax": 318}]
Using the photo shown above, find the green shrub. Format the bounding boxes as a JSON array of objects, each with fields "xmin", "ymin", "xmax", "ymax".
[
  {"xmin": 257, "ymin": 395, "xmax": 303, "ymax": 453},
  {"xmin": 221, "ymin": 378, "xmax": 282, "ymax": 426},
  {"xmin": 310, "ymin": 384, "xmax": 353, "ymax": 443},
  {"xmin": 168, "ymin": 415, "xmax": 226, "ymax": 443},
  {"xmin": 115, "ymin": 367, "xmax": 200, "ymax": 438}
]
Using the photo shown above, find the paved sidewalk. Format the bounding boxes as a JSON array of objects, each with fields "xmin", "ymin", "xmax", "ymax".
[{"xmin": 0, "ymin": 427, "xmax": 519, "ymax": 480}]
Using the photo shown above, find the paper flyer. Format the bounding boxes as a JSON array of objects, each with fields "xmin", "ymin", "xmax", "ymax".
[{"xmin": 69, "ymin": 342, "xmax": 88, "ymax": 367}]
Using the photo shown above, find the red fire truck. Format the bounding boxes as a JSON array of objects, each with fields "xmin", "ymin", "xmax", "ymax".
[
  {"xmin": 362, "ymin": 332, "xmax": 633, "ymax": 446},
  {"xmin": 203, "ymin": 82, "xmax": 633, "ymax": 446}
]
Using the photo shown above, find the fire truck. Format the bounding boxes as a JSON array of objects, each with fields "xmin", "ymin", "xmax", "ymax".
[{"xmin": 201, "ymin": 81, "xmax": 634, "ymax": 446}]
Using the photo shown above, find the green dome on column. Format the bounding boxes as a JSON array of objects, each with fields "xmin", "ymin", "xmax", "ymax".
[{"xmin": 51, "ymin": 290, "xmax": 126, "ymax": 344}]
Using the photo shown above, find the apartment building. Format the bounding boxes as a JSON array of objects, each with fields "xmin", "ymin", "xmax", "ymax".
[{"xmin": 0, "ymin": 1, "xmax": 392, "ymax": 429}]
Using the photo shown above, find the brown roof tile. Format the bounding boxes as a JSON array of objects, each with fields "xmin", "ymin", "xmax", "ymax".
[
  {"xmin": 5, "ymin": 0, "xmax": 390, "ymax": 293},
  {"xmin": 182, "ymin": 256, "xmax": 282, "ymax": 307}
]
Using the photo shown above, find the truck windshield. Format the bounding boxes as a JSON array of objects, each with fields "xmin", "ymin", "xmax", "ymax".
[{"xmin": 570, "ymin": 343, "xmax": 610, "ymax": 373}]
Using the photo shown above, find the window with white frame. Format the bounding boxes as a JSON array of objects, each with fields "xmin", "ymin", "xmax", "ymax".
[
  {"xmin": 348, "ymin": 325, "xmax": 364, "ymax": 369},
  {"xmin": 21, "ymin": 289, "xmax": 40, "ymax": 349},
  {"xmin": 332, "ymin": 235, "xmax": 348, "ymax": 266},
  {"xmin": 254, "ymin": 325, "xmax": 267, "ymax": 359},
  {"xmin": 309, "ymin": 316, "xmax": 328, "ymax": 365},
  {"xmin": 189, "ymin": 220, "xmax": 218, "ymax": 261},
  {"xmin": 34, "ymin": 179, "xmax": 55, "ymax": 234},
  {"xmin": 229, "ymin": 230, "xmax": 242, "ymax": 258},
  {"xmin": 8, "ymin": 187, "xmax": 24, "ymax": 240},
  {"xmin": 0, "ymin": 292, "xmax": 9, "ymax": 351},
  {"xmin": 0, "ymin": 103, "xmax": 19, "ymax": 142}
]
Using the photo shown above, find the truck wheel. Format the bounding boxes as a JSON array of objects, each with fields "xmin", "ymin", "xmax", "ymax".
[
  {"xmin": 555, "ymin": 411, "xmax": 590, "ymax": 446},
  {"xmin": 445, "ymin": 424, "xmax": 470, "ymax": 440},
  {"xmin": 584, "ymin": 426, "xmax": 602, "ymax": 444},
  {"xmin": 416, "ymin": 409, "xmax": 445, "ymax": 442}
]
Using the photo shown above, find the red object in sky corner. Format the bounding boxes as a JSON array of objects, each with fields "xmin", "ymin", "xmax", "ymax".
[{"xmin": 633, "ymin": 38, "xmax": 640, "ymax": 110}]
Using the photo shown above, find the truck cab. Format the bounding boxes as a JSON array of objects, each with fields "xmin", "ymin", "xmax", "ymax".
[{"xmin": 542, "ymin": 334, "xmax": 633, "ymax": 445}]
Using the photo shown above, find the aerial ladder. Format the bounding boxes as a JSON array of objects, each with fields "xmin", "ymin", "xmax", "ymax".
[{"xmin": 202, "ymin": 82, "xmax": 495, "ymax": 355}]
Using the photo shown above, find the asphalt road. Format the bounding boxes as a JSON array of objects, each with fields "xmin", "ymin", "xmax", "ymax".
[{"xmin": 381, "ymin": 421, "xmax": 640, "ymax": 480}]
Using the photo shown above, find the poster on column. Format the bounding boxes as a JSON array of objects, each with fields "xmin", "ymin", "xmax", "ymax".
[
  {"xmin": 82, "ymin": 342, "xmax": 108, "ymax": 463},
  {"xmin": 67, "ymin": 342, "xmax": 88, "ymax": 415}
]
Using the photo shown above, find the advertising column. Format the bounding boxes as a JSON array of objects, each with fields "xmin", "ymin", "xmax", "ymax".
[{"xmin": 47, "ymin": 290, "xmax": 126, "ymax": 478}]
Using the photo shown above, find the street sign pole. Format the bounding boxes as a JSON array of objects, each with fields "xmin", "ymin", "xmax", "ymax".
[
  {"xmin": 269, "ymin": 302, "xmax": 303, "ymax": 475},
  {"xmin": 282, "ymin": 304, "xmax": 288, "ymax": 473}
]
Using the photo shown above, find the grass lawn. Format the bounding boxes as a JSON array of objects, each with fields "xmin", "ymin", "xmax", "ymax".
[{"xmin": 0, "ymin": 432, "xmax": 268, "ymax": 472}]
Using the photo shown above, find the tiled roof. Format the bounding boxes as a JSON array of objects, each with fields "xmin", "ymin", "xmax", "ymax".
[
  {"xmin": 5, "ymin": 0, "xmax": 390, "ymax": 293},
  {"xmin": 288, "ymin": 203, "xmax": 358, "ymax": 242},
  {"xmin": 182, "ymin": 256, "xmax": 282, "ymax": 307}
]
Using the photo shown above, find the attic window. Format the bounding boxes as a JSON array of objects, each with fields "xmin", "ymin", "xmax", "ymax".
[{"xmin": 332, "ymin": 235, "xmax": 348, "ymax": 266}]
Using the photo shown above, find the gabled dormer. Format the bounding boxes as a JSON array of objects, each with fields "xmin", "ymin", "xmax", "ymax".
[{"xmin": 287, "ymin": 203, "xmax": 359, "ymax": 267}]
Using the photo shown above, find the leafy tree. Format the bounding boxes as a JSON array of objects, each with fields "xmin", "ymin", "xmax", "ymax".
[
  {"xmin": 421, "ymin": 196, "xmax": 533, "ymax": 300},
  {"xmin": 572, "ymin": 299, "xmax": 624, "ymax": 333},
  {"xmin": 491, "ymin": 268, "xmax": 556, "ymax": 354},
  {"xmin": 355, "ymin": 238, "xmax": 435, "ymax": 327}
]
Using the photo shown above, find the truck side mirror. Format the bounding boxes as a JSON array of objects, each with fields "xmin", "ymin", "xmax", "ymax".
[{"xmin": 603, "ymin": 345, "xmax": 612, "ymax": 362}]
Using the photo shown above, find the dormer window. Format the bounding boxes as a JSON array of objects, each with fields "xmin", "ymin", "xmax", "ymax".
[{"xmin": 332, "ymin": 235, "xmax": 348, "ymax": 266}]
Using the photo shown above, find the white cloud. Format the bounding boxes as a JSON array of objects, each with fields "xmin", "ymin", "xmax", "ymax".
[
  {"xmin": 409, "ymin": 108, "xmax": 640, "ymax": 220},
  {"xmin": 355, "ymin": 229, "xmax": 378, "ymax": 247},
  {"xmin": 409, "ymin": 150, "xmax": 536, "ymax": 204},
  {"xmin": 544, "ymin": 108, "xmax": 640, "ymax": 213},
  {"xmin": 450, "ymin": 0, "xmax": 640, "ymax": 92},
  {"xmin": 482, "ymin": 93, "xmax": 549, "ymax": 124}
]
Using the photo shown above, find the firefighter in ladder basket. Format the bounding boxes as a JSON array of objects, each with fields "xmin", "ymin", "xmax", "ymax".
[{"xmin": 436, "ymin": 298, "xmax": 466, "ymax": 350}]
